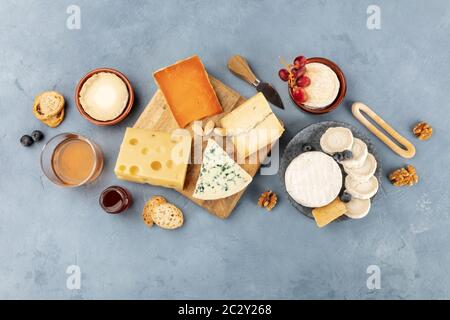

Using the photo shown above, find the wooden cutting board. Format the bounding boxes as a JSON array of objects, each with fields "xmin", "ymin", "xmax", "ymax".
[{"xmin": 134, "ymin": 76, "xmax": 268, "ymax": 219}]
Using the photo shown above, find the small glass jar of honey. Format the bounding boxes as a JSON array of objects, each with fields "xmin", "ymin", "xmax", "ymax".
[{"xmin": 99, "ymin": 186, "xmax": 132, "ymax": 214}]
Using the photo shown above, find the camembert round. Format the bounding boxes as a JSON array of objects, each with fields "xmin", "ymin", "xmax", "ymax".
[{"xmin": 285, "ymin": 151, "xmax": 342, "ymax": 208}]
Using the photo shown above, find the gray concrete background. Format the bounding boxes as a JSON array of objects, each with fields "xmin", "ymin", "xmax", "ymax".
[{"xmin": 1, "ymin": 0, "xmax": 449, "ymax": 299}]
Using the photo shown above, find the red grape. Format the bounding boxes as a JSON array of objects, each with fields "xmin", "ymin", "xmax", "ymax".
[
  {"xmin": 293, "ymin": 56, "xmax": 307, "ymax": 68},
  {"xmin": 296, "ymin": 76, "xmax": 311, "ymax": 87},
  {"xmin": 294, "ymin": 66, "xmax": 306, "ymax": 78},
  {"xmin": 291, "ymin": 87, "xmax": 308, "ymax": 103},
  {"xmin": 278, "ymin": 69, "xmax": 290, "ymax": 81}
]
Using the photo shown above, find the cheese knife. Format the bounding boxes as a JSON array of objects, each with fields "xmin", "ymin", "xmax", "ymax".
[{"xmin": 228, "ymin": 55, "xmax": 284, "ymax": 109}]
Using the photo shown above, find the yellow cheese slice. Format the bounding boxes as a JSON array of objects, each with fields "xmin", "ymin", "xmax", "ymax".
[
  {"xmin": 114, "ymin": 128, "xmax": 192, "ymax": 190},
  {"xmin": 219, "ymin": 93, "xmax": 284, "ymax": 159},
  {"xmin": 312, "ymin": 198, "xmax": 347, "ymax": 228}
]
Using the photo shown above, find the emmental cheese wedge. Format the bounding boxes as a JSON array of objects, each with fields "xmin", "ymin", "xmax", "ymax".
[
  {"xmin": 114, "ymin": 128, "xmax": 192, "ymax": 190},
  {"xmin": 193, "ymin": 139, "xmax": 252, "ymax": 200},
  {"xmin": 153, "ymin": 55, "xmax": 223, "ymax": 128},
  {"xmin": 219, "ymin": 93, "xmax": 284, "ymax": 158}
]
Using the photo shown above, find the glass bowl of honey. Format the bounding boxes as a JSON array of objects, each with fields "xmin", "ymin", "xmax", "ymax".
[{"xmin": 41, "ymin": 133, "xmax": 104, "ymax": 187}]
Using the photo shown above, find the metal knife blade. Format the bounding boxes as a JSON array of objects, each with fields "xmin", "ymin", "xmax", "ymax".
[
  {"xmin": 227, "ymin": 55, "xmax": 284, "ymax": 110},
  {"xmin": 256, "ymin": 82, "xmax": 284, "ymax": 109}
]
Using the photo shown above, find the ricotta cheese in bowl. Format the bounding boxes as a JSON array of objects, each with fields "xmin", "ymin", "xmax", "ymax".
[
  {"xmin": 282, "ymin": 56, "xmax": 346, "ymax": 114},
  {"xmin": 79, "ymin": 72, "xmax": 129, "ymax": 122},
  {"xmin": 303, "ymin": 62, "xmax": 340, "ymax": 110}
]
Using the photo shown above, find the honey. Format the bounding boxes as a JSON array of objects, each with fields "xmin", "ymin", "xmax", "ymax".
[
  {"xmin": 51, "ymin": 138, "xmax": 96, "ymax": 186},
  {"xmin": 99, "ymin": 186, "xmax": 132, "ymax": 214}
]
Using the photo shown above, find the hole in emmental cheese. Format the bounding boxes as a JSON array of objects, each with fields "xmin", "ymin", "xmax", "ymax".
[
  {"xmin": 129, "ymin": 138, "xmax": 138, "ymax": 146},
  {"xmin": 129, "ymin": 166, "xmax": 139, "ymax": 175},
  {"xmin": 118, "ymin": 165, "xmax": 126, "ymax": 172},
  {"xmin": 166, "ymin": 160, "xmax": 173, "ymax": 169},
  {"xmin": 141, "ymin": 147, "xmax": 149, "ymax": 155},
  {"xmin": 151, "ymin": 161, "xmax": 162, "ymax": 171},
  {"xmin": 155, "ymin": 146, "xmax": 166, "ymax": 153}
]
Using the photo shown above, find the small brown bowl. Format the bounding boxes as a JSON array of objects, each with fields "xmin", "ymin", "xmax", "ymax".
[
  {"xmin": 75, "ymin": 68, "xmax": 134, "ymax": 126},
  {"xmin": 289, "ymin": 57, "xmax": 346, "ymax": 114}
]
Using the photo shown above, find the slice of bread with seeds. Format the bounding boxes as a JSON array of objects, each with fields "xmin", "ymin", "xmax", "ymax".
[
  {"xmin": 141, "ymin": 196, "xmax": 167, "ymax": 228},
  {"xmin": 150, "ymin": 203, "xmax": 184, "ymax": 230}
]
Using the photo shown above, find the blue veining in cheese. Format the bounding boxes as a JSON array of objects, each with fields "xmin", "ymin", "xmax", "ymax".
[{"xmin": 193, "ymin": 139, "xmax": 252, "ymax": 200}]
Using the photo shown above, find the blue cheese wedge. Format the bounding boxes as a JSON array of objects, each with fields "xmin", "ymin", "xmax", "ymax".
[{"xmin": 193, "ymin": 139, "xmax": 252, "ymax": 200}]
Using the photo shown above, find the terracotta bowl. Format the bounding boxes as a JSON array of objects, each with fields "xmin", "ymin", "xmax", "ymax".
[
  {"xmin": 75, "ymin": 68, "xmax": 134, "ymax": 126},
  {"xmin": 289, "ymin": 57, "xmax": 346, "ymax": 114}
]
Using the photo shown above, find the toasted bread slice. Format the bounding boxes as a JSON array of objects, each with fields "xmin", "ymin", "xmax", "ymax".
[
  {"xmin": 33, "ymin": 91, "xmax": 65, "ymax": 120},
  {"xmin": 42, "ymin": 108, "xmax": 65, "ymax": 128},
  {"xmin": 141, "ymin": 196, "xmax": 167, "ymax": 228},
  {"xmin": 151, "ymin": 203, "xmax": 183, "ymax": 230}
]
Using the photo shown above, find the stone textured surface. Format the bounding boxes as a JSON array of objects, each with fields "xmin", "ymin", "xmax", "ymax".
[{"xmin": 1, "ymin": 0, "xmax": 449, "ymax": 299}]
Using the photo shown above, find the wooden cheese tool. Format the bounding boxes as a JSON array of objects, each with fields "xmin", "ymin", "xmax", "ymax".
[
  {"xmin": 228, "ymin": 55, "xmax": 284, "ymax": 109},
  {"xmin": 352, "ymin": 102, "xmax": 416, "ymax": 159}
]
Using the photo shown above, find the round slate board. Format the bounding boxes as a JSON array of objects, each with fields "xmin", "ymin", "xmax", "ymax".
[{"xmin": 279, "ymin": 121, "xmax": 382, "ymax": 220}]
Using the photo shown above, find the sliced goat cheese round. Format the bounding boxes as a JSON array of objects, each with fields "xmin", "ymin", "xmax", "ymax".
[
  {"xmin": 345, "ymin": 175, "xmax": 379, "ymax": 200},
  {"xmin": 341, "ymin": 138, "xmax": 368, "ymax": 169},
  {"xmin": 320, "ymin": 127, "xmax": 354, "ymax": 154},
  {"xmin": 344, "ymin": 153, "xmax": 377, "ymax": 180},
  {"xmin": 345, "ymin": 198, "xmax": 371, "ymax": 219},
  {"xmin": 285, "ymin": 151, "xmax": 342, "ymax": 208}
]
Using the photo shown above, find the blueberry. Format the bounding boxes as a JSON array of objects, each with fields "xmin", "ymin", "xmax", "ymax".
[
  {"xmin": 31, "ymin": 130, "xmax": 44, "ymax": 142},
  {"xmin": 20, "ymin": 135, "xmax": 34, "ymax": 147},
  {"xmin": 340, "ymin": 191, "xmax": 352, "ymax": 203},
  {"xmin": 302, "ymin": 143, "xmax": 314, "ymax": 152},
  {"xmin": 333, "ymin": 152, "xmax": 344, "ymax": 162},
  {"xmin": 343, "ymin": 150, "xmax": 353, "ymax": 160}
]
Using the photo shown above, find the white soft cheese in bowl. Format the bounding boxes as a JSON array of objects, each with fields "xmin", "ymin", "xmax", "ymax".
[
  {"xmin": 303, "ymin": 62, "xmax": 340, "ymax": 109},
  {"xmin": 79, "ymin": 72, "xmax": 129, "ymax": 121}
]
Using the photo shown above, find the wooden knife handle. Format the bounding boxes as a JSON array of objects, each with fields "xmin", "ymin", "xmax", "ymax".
[
  {"xmin": 228, "ymin": 55, "xmax": 258, "ymax": 85},
  {"xmin": 352, "ymin": 102, "xmax": 416, "ymax": 159}
]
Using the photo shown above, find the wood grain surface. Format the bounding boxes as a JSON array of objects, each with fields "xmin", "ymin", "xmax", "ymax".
[
  {"xmin": 134, "ymin": 76, "xmax": 268, "ymax": 219},
  {"xmin": 352, "ymin": 102, "xmax": 416, "ymax": 159}
]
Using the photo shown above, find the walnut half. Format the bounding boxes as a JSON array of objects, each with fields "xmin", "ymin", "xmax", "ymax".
[
  {"xmin": 258, "ymin": 190, "xmax": 278, "ymax": 211},
  {"xmin": 413, "ymin": 122, "xmax": 433, "ymax": 140},
  {"xmin": 389, "ymin": 165, "xmax": 419, "ymax": 187}
]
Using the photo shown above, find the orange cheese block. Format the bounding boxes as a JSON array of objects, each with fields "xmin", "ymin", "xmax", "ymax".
[{"xmin": 153, "ymin": 55, "xmax": 223, "ymax": 128}]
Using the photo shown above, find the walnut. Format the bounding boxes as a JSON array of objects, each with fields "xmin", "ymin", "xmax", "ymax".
[
  {"xmin": 413, "ymin": 122, "xmax": 433, "ymax": 140},
  {"xmin": 258, "ymin": 190, "xmax": 278, "ymax": 211},
  {"xmin": 389, "ymin": 165, "xmax": 419, "ymax": 187}
]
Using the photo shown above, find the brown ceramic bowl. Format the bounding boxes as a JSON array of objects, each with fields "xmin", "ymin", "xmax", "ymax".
[
  {"xmin": 75, "ymin": 68, "xmax": 134, "ymax": 126},
  {"xmin": 289, "ymin": 57, "xmax": 346, "ymax": 114}
]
